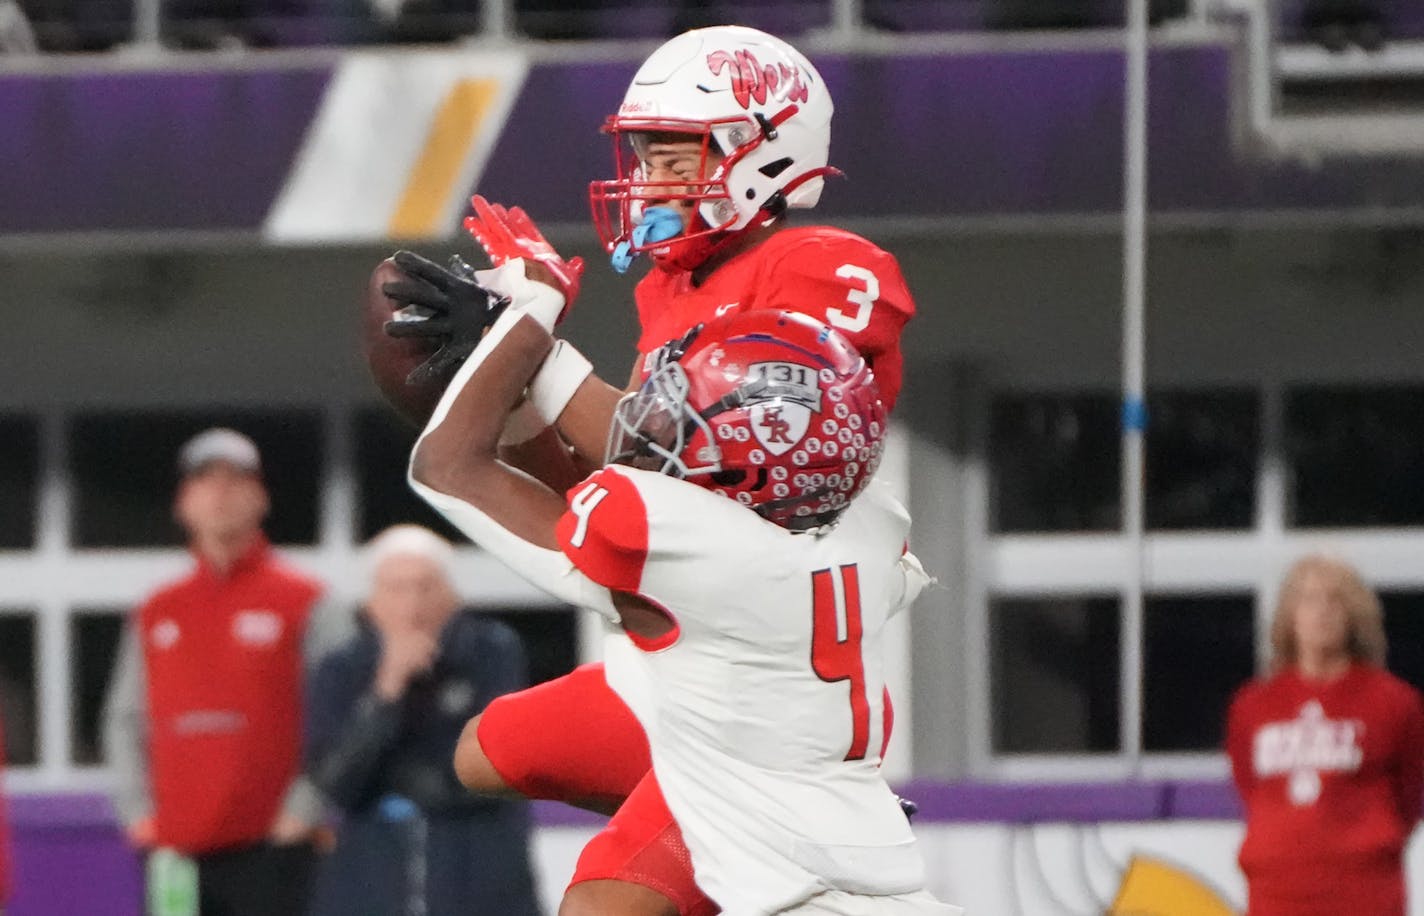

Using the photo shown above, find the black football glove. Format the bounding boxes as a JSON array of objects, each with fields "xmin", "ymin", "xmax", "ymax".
[
  {"xmin": 897, "ymin": 795, "xmax": 919, "ymax": 823},
  {"xmin": 382, "ymin": 249, "xmax": 509, "ymax": 387}
]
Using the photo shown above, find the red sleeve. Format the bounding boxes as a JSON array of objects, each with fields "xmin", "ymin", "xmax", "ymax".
[
  {"xmin": 1392, "ymin": 685, "xmax": 1424, "ymax": 824},
  {"xmin": 758, "ymin": 231, "xmax": 914, "ymax": 411},
  {"xmin": 1225, "ymin": 685, "xmax": 1257, "ymax": 804},
  {"xmin": 556, "ymin": 468, "xmax": 650, "ymax": 593}
]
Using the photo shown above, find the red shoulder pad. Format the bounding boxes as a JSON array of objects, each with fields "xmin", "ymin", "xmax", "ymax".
[
  {"xmin": 556, "ymin": 468, "xmax": 650, "ymax": 593},
  {"xmin": 757, "ymin": 229, "xmax": 914, "ymax": 411}
]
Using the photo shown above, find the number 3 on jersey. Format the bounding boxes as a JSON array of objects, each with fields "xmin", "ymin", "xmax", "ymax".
[
  {"xmin": 826, "ymin": 264, "xmax": 879, "ymax": 334},
  {"xmin": 811, "ymin": 564, "xmax": 872, "ymax": 761}
]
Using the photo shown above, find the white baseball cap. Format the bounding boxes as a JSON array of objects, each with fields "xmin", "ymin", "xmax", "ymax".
[{"xmin": 178, "ymin": 427, "xmax": 262, "ymax": 476}]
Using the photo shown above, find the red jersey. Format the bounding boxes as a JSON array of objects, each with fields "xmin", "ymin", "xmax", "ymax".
[
  {"xmin": 139, "ymin": 536, "xmax": 320, "ymax": 854},
  {"xmin": 634, "ymin": 226, "xmax": 914, "ymax": 410},
  {"xmin": 1226, "ymin": 665, "xmax": 1424, "ymax": 915}
]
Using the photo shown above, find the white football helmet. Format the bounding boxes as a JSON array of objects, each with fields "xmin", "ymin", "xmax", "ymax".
[{"xmin": 589, "ymin": 25, "xmax": 837, "ymax": 272}]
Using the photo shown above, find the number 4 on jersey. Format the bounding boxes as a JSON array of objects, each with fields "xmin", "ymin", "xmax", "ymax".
[
  {"xmin": 567, "ymin": 483, "xmax": 609, "ymax": 548},
  {"xmin": 811, "ymin": 564, "xmax": 872, "ymax": 761}
]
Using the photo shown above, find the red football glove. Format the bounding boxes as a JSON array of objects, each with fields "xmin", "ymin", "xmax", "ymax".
[{"xmin": 463, "ymin": 195, "xmax": 585, "ymax": 316}]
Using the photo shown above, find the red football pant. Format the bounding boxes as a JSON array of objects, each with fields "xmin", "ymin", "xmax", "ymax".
[
  {"xmin": 477, "ymin": 662, "xmax": 649, "ymax": 805},
  {"xmin": 476, "ymin": 663, "xmax": 717, "ymax": 915},
  {"xmin": 569, "ymin": 772, "xmax": 719, "ymax": 916},
  {"xmin": 475, "ymin": 660, "xmax": 896, "ymax": 916}
]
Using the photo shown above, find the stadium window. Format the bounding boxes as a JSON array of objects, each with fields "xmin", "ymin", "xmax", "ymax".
[
  {"xmin": 0, "ymin": 414, "xmax": 40, "ymax": 550},
  {"xmin": 990, "ymin": 595, "xmax": 1120, "ymax": 753},
  {"xmin": 1285, "ymin": 385, "xmax": 1424, "ymax": 527},
  {"xmin": 1381, "ymin": 592, "xmax": 1424, "ymax": 694},
  {"xmin": 1143, "ymin": 594, "xmax": 1256, "ymax": 752},
  {"xmin": 69, "ymin": 409, "xmax": 323, "ymax": 548},
  {"xmin": 0, "ymin": 612, "xmax": 38, "ymax": 766},
  {"xmin": 989, "ymin": 393, "xmax": 1120, "ymax": 532},
  {"xmin": 993, "ymin": 389, "xmax": 1262, "ymax": 533},
  {"xmin": 1146, "ymin": 390, "xmax": 1260, "ymax": 530},
  {"xmin": 353, "ymin": 406, "xmax": 465, "ymax": 543},
  {"xmin": 482, "ymin": 608, "xmax": 580, "ymax": 687},
  {"xmin": 70, "ymin": 610, "xmax": 126, "ymax": 766}
]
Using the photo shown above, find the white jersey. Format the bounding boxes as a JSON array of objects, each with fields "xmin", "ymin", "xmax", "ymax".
[{"xmin": 554, "ymin": 465, "xmax": 931, "ymax": 914}]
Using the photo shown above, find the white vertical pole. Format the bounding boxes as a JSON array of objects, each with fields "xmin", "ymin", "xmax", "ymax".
[
  {"xmin": 36, "ymin": 410, "xmax": 72, "ymax": 785},
  {"xmin": 481, "ymin": 0, "xmax": 512, "ymax": 41},
  {"xmin": 1120, "ymin": 0, "xmax": 1149, "ymax": 774},
  {"xmin": 132, "ymin": 0, "xmax": 162, "ymax": 49},
  {"xmin": 830, "ymin": 0, "xmax": 863, "ymax": 42}
]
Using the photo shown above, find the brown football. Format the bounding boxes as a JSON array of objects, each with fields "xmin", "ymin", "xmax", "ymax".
[{"xmin": 363, "ymin": 257, "xmax": 452, "ymax": 427}]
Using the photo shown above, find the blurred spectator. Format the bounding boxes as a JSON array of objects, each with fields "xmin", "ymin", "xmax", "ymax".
[
  {"xmin": 305, "ymin": 524, "xmax": 540, "ymax": 916},
  {"xmin": 103, "ymin": 427, "xmax": 331, "ymax": 916},
  {"xmin": 1303, "ymin": 0, "xmax": 1384, "ymax": 52},
  {"xmin": 1227, "ymin": 554, "xmax": 1424, "ymax": 916}
]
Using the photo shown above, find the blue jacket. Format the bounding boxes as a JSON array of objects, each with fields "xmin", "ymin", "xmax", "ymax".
[{"xmin": 305, "ymin": 610, "xmax": 541, "ymax": 916}]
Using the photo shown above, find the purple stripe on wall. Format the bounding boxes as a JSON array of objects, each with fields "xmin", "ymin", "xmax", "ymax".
[
  {"xmin": 477, "ymin": 45, "xmax": 1424, "ymax": 226},
  {"xmin": 7, "ymin": 781, "xmax": 1243, "ymax": 828},
  {"xmin": 7, "ymin": 796, "xmax": 141, "ymax": 916},
  {"xmin": 3, "ymin": 784, "xmax": 1243, "ymax": 916},
  {"xmin": 0, "ymin": 67, "xmax": 332, "ymax": 234},
  {"xmin": 896, "ymin": 778, "xmax": 1170, "ymax": 823},
  {"xmin": 11, "ymin": 42, "xmax": 1424, "ymax": 235},
  {"xmin": 475, "ymin": 61, "xmax": 627, "ymax": 225},
  {"xmin": 1166, "ymin": 778, "xmax": 1246, "ymax": 820}
]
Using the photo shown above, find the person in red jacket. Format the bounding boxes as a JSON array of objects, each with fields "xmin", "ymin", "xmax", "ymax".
[
  {"xmin": 102, "ymin": 428, "xmax": 330, "ymax": 916},
  {"xmin": 1227, "ymin": 554, "xmax": 1424, "ymax": 916}
]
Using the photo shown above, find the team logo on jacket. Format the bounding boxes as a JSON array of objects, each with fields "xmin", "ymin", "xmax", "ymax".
[
  {"xmin": 748, "ymin": 361, "xmax": 820, "ymax": 456},
  {"xmin": 232, "ymin": 609, "xmax": 283, "ymax": 647},
  {"xmin": 150, "ymin": 619, "xmax": 180, "ymax": 650},
  {"xmin": 1253, "ymin": 700, "xmax": 1364, "ymax": 806}
]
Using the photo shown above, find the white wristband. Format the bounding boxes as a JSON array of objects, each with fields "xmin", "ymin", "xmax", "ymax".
[
  {"xmin": 527, "ymin": 340, "xmax": 593, "ymax": 425},
  {"xmin": 499, "ymin": 400, "xmax": 549, "ymax": 447},
  {"xmin": 474, "ymin": 259, "xmax": 565, "ymax": 334}
]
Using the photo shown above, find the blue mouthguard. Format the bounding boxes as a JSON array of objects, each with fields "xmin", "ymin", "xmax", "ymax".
[{"xmin": 611, "ymin": 206, "xmax": 685, "ymax": 273}]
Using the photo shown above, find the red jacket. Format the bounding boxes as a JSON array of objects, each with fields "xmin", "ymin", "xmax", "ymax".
[
  {"xmin": 634, "ymin": 226, "xmax": 915, "ymax": 411},
  {"xmin": 139, "ymin": 536, "xmax": 320, "ymax": 854},
  {"xmin": 1227, "ymin": 665, "xmax": 1424, "ymax": 915}
]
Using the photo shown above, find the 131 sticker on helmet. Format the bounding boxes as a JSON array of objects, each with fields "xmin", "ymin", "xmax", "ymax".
[{"xmin": 748, "ymin": 361, "xmax": 820, "ymax": 455}]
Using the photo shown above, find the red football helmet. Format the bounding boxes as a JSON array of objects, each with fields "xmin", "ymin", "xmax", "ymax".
[{"xmin": 606, "ymin": 310, "xmax": 886, "ymax": 530}]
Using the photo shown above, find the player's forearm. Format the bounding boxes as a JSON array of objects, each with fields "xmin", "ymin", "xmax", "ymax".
[
  {"xmin": 411, "ymin": 313, "xmax": 553, "ymax": 495},
  {"xmin": 499, "ymin": 426, "xmax": 587, "ymax": 493},
  {"xmin": 411, "ymin": 310, "xmax": 575, "ymax": 553},
  {"xmin": 552, "ymin": 374, "xmax": 625, "ymax": 468}
]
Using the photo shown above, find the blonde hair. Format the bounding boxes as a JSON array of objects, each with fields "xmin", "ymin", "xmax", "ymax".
[{"xmin": 1269, "ymin": 553, "xmax": 1386, "ymax": 672}]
